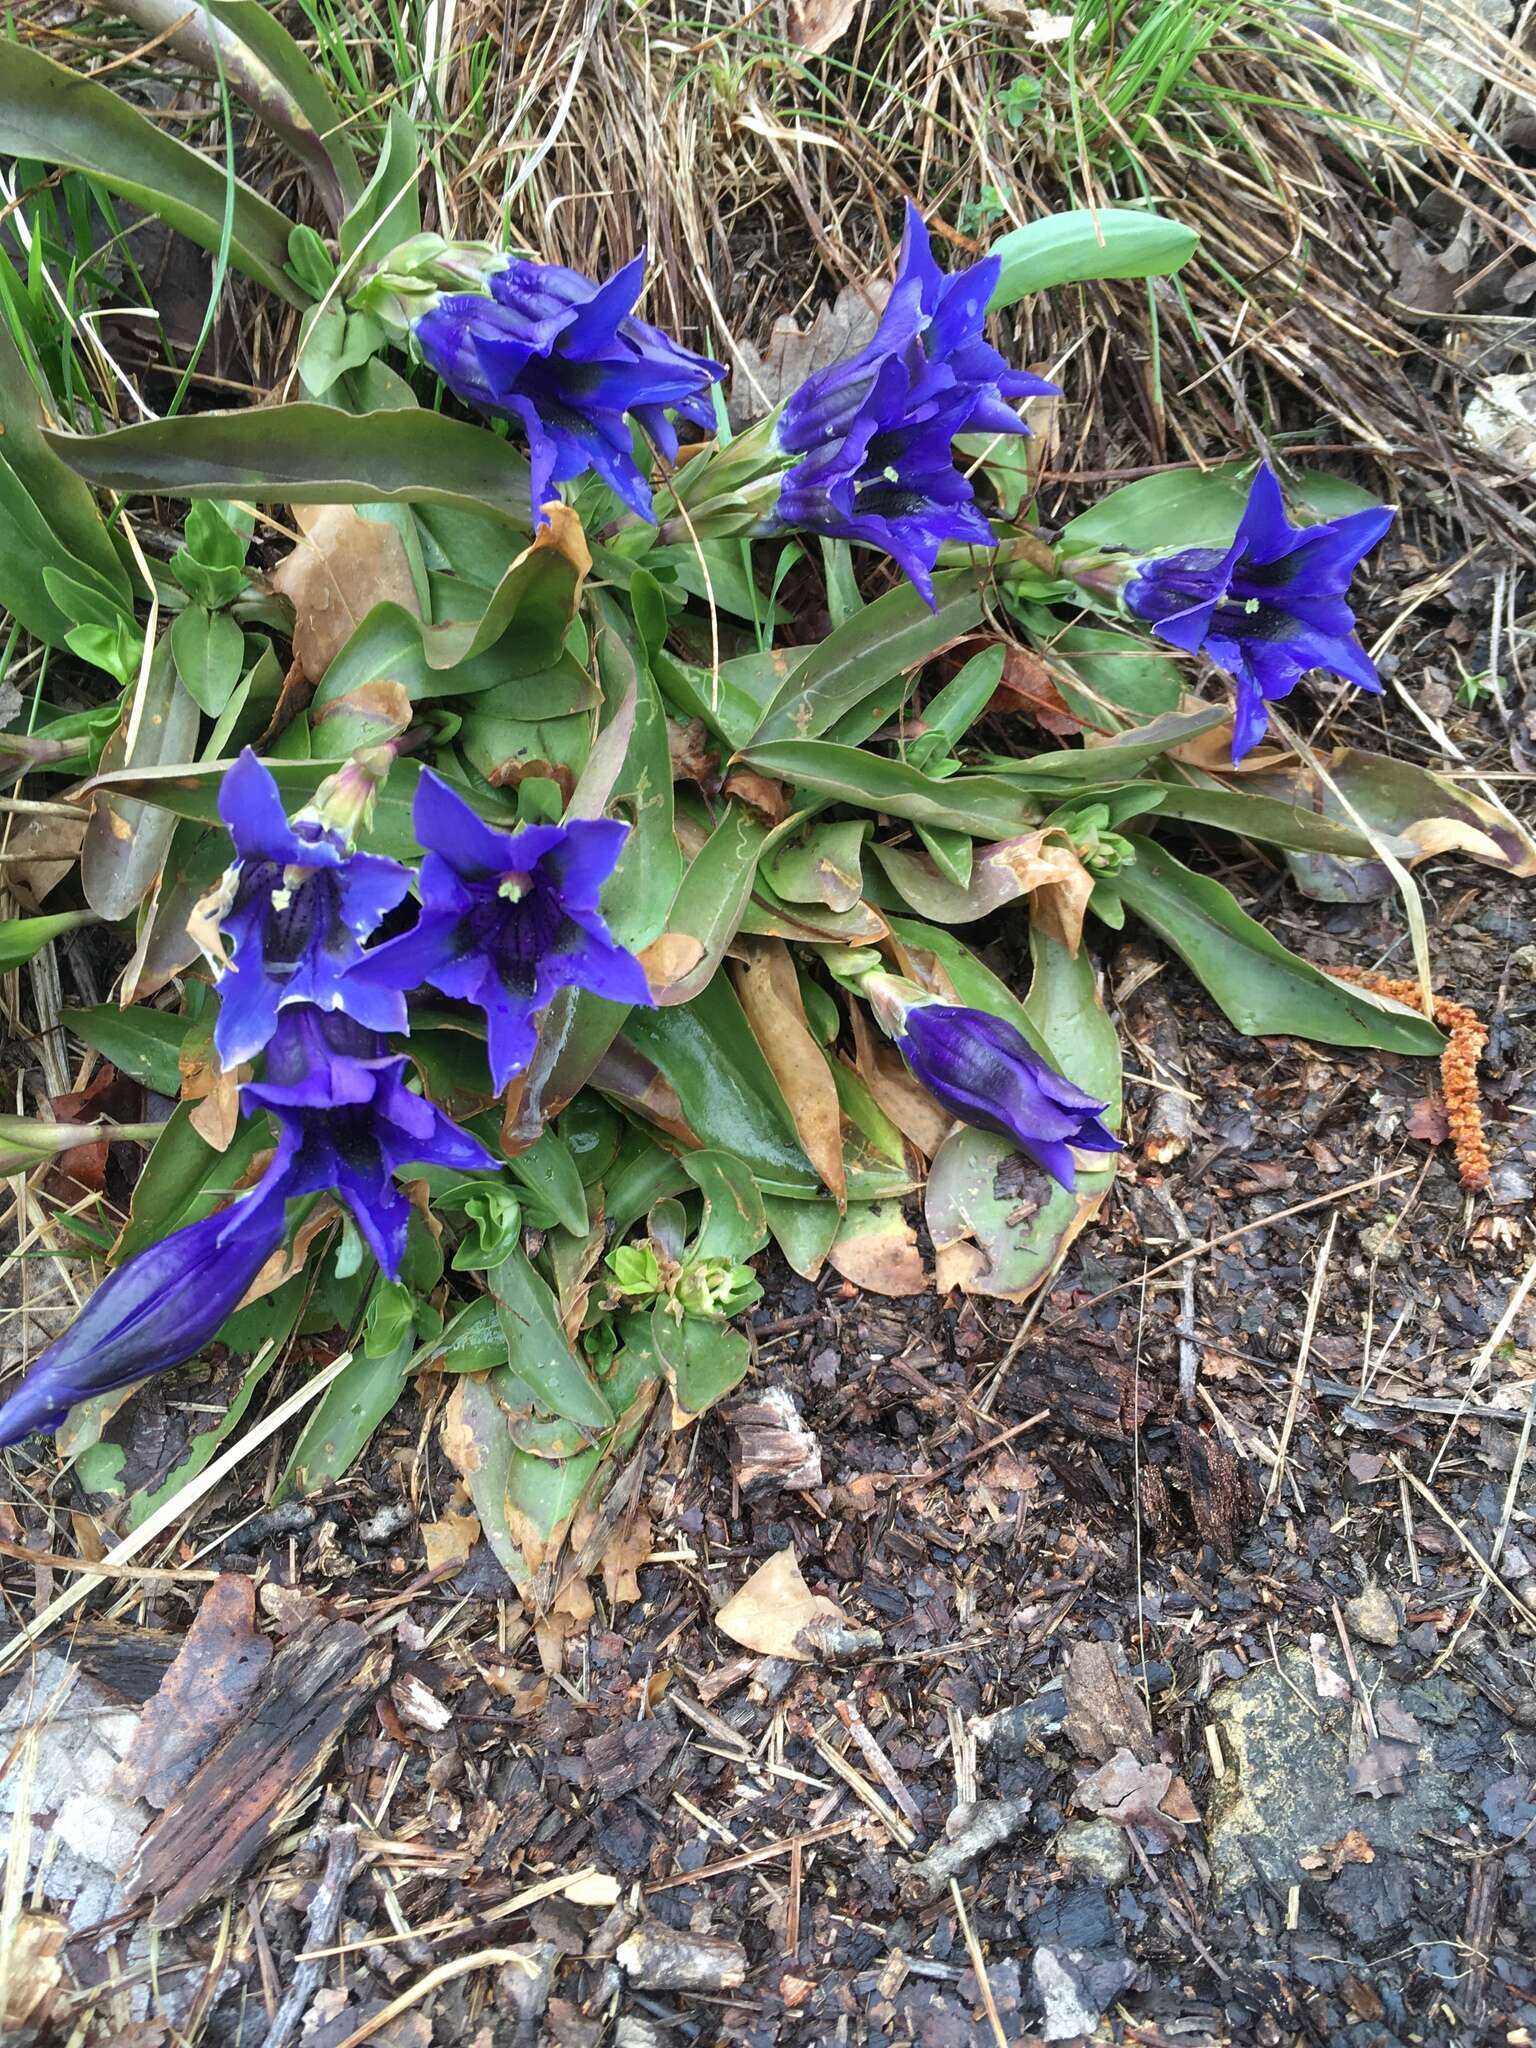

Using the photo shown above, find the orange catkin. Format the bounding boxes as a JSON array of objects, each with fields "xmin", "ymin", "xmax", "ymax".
[{"xmin": 1325, "ymin": 966, "xmax": 1491, "ymax": 1190}]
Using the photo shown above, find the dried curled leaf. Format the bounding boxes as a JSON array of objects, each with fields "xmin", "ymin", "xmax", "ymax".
[
  {"xmin": 715, "ymin": 1546, "xmax": 880, "ymax": 1663},
  {"xmin": 269, "ymin": 503, "xmax": 420, "ymax": 683}
]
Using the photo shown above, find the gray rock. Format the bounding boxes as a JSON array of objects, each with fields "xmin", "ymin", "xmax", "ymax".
[
  {"xmin": 1206, "ymin": 1649, "xmax": 1470, "ymax": 1894},
  {"xmin": 1346, "ymin": 1584, "xmax": 1401, "ymax": 1649},
  {"xmin": 1053, "ymin": 1818, "xmax": 1132, "ymax": 1886},
  {"xmin": 1362, "ymin": 0, "xmax": 1514, "ymax": 128}
]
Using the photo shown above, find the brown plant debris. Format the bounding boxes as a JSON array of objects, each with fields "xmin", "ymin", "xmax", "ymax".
[{"xmin": 1324, "ymin": 966, "xmax": 1491, "ymax": 1188}]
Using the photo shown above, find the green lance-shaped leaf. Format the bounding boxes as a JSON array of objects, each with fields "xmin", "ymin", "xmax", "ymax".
[
  {"xmin": 648, "ymin": 805, "xmax": 769, "ymax": 1007},
  {"xmin": 753, "ymin": 572, "xmax": 984, "ymax": 745},
  {"xmin": 1114, "ymin": 836, "xmax": 1445, "ymax": 1054},
  {"xmin": 0, "ymin": 45, "xmax": 303, "ymax": 305},
  {"xmin": 61, "ymin": 1002, "xmax": 189, "ymax": 1096},
  {"xmin": 486, "ymin": 1247, "xmax": 614, "ymax": 1430},
  {"xmin": 1058, "ymin": 462, "xmax": 1252, "ymax": 558},
  {"xmin": 81, "ymin": 637, "xmax": 202, "ymax": 923},
  {"xmin": 988, "ymin": 208, "xmax": 1199, "ymax": 308},
  {"xmin": 681, "ymin": 1149, "xmax": 769, "ymax": 1265},
  {"xmin": 0, "ymin": 909, "xmax": 100, "ymax": 973},
  {"xmin": 0, "ymin": 318, "xmax": 130, "ymax": 642},
  {"xmin": 281, "ymin": 1334, "xmax": 415, "ymax": 1496},
  {"xmin": 741, "ymin": 741, "xmax": 1039, "ymax": 839},
  {"xmin": 47, "ymin": 406, "xmax": 535, "ymax": 528}
]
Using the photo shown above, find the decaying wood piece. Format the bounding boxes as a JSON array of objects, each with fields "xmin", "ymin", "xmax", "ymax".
[
  {"xmin": 726, "ymin": 1387, "xmax": 823, "ymax": 1495},
  {"xmin": 1001, "ymin": 1347, "xmax": 1159, "ymax": 1442},
  {"xmin": 1174, "ymin": 1421, "xmax": 1255, "ymax": 1560},
  {"xmin": 125, "ymin": 1618, "xmax": 390, "ymax": 1927},
  {"xmin": 615, "ymin": 1919, "xmax": 748, "ymax": 1991}
]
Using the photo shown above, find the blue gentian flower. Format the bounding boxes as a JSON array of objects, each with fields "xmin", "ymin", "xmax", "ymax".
[
  {"xmin": 1124, "ymin": 463, "xmax": 1394, "ymax": 761},
  {"xmin": 866, "ymin": 973, "xmax": 1119, "ymax": 1190},
  {"xmin": 349, "ymin": 771, "xmax": 653, "ymax": 1095},
  {"xmin": 208, "ymin": 749, "xmax": 412, "ymax": 1070},
  {"xmin": 413, "ymin": 253, "xmax": 725, "ymax": 524},
  {"xmin": 0, "ymin": 1174, "xmax": 289, "ymax": 1445},
  {"xmin": 245, "ymin": 1005, "xmax": 496, "ymax": 1278},
  {"xmin": 772, "ymin": 203, "xmax": 1057, "ymax": 605}
]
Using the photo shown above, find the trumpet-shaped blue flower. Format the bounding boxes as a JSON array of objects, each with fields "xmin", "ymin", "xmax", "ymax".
[
  {"xmin": 0, "ymin": 1174, "xmax": 289, "ymax": 1445},
  {"xmin": 209, "ymin": 749, "xmax": 411, "ymax": 1069},
  {"xmin": 866, "ymin": 974, "xmax": 1119, "ymax": 1190},
  {"xmin": 772, "ymin": 203, "xmax": 1057, "ymax": 605},
  {"xmin": 246, "ymin": 1005, "xmax": 496, "ymax": 1279},
  {"xmin": 349, "ymin": 771, "xmax": 653, "ymax": 1095},
  {"xmin": 413, "ymin": 253, "xmax": 725, "ymax": 524},
  {"xmin": 1124, "ymin": 463, "xmax": 1394, "ymax": 760}
]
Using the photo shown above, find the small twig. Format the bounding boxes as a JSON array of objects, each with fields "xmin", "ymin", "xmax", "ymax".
[
  {"xmin": 1266, "ymin": 1212, "xmax": 1338, "ymax": 1510},
  {"xmin": 1394, "ymin": 1458, "xmax": 1536, "ymax": 1633},
  {"xmin": 327, "ymin": 1948, "xmax": 528, "ymax": 2048},
  {"xmin": 949, "ymin": 1878, "xmax": 1009, "ymax": 2048},
  {"xmin": 645, "ymin": 1819, "xmax": 858, "ymax": 1892},
  {"xmin": 1330, "ymin": 1599, "xmax": 1378, "ymax": 1742},
  {"xmin": 261, "ymin": 1826, "xmax": 360, "ymax": 2048}
]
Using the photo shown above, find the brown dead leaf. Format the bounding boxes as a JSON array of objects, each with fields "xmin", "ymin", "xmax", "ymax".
[
  {"xmin": 422, "ymin": 1502, "xmax": 481, "ymax": 1575},
  {"xmin": 1407, "ymin": 1096, "xmax": 1450, "ymax": 1144},
  {"xmin": 1062, "ymin": 1640, "xmax": 1155, "ymax": 1763},
  {"xmin": 1076, "ymin": 1745, "xmax": 1197, "ymax": 1852},
  {"xmin": 1302, "ymin": 1827, "xmax": 1375, "ymax": 1877},
  {"xmin": 600, "ymin": 1506, "xmax": 652, "ymax": 1610},
  {"xmin": 241, "ymin": 1197, "xmax": 340, "ymax": 1306},
  {"xmin": 268, "ymin": 503, "xmax": 420, "ymax": 683},
  {"xmin": 848, "ymin": 1005, "xmax": 951, "ymax": 1159},
  {"xmin": 729, "ymin": 277, "xmax": 891, "ymax": 424},
  {"xmin": 716, "ymin": 1546, "xmax": 881, "ymax": 1663},
  {"xmin": 117, "ymin": 1575, "xmax": 272, "ymax": 1808},
  {"xmin": 732, "ymin": 937, "xmax": 846, "ymax": 1205},
  {"xmin": 826, "ymin": 1200, "xmax": 928, "ymax": 1297},
  {"xmin": 1348, "ymin": 1696, "xmax": 1423, "ymax": 1799},
  {"xmin": 994, "ymin": 644, "xmax": 1083, "ymax": 736},
  {"xmin": 786, "ymin": 0, "xmax": 858, "ymax": 52},
  {"xmin": 309, "ymin": 677, "xmax": 413, "ymax": 747},
  {"xmin": 991, "ymin": 831, "xmax": 1093, "ymax": 957},
  {"xmin": 0, "ymin": 810, "xmax": 86, "ymax": 907},
  {"xmin": 723, "ymin": 768, "xmax": 793, "ymax": 825},
  {"xmin": 639, "ymin": 931, "xmax": 707, "ymax": 999}
]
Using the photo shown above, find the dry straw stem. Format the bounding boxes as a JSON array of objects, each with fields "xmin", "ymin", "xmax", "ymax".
[{"xmin": 1324, "ymin": 964, "xmax": 1491, "ymax": 1188}]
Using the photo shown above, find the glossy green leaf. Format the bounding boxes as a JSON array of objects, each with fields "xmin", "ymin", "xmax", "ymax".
[
  {"xmin": 887, "ymin": 914, "xmax": 1053, "ymax": 1061},
  {"xmin": 650, "ymin": 1305, "xmax": 752, "ymax": 1421},
  {"xmin": 487, "ymin": 1247, "xmax": 613, "ymax": 1429},
  {"xmin": 338, "ymin": 107, "xmax": 420, "ymax": 267},
  {"xmin": 0, "ymin": 45, "xmax": 304, "ymax": 304},
  {"xmin": 1115, "ymin": 836, "xmax": 1444, "ymax": 1052},
  {"xmin": 1138, "ymin": 778, "xmax": 1381, "ymax": 858},
  {"xmin": 754, "ymin": 572, "xmax": 983, "ymax": 744},
  {"xmin": 989, "ymin": 208, "xmax": 1199, "ymax": 306},
  {"xmin": 681, "ymin": 1149, "xmax": 768, "ymax": 1264},
  {"xmin": 170, "ymin": 605, "xmax": 246, "ymax": 717},
  {"xmin": 1059, "ymin": 462, "xmax": 1251, "ymax": 557},
  {"xmin": 503, "ymin": 1127, "xmax": 589, "ymax": 1237},
  {"xmin": 620, "ymin": 978, "xmax": 819, "ymax": 1196},
  {"xmin": 1024, "ymin": 925, "xmax": 1122, "ymax": 1120},
  {"xmin": 926, "ymin": 1126, "xmax": 1111, "ymax": 1302},
  {"xmin": 985, "ymin": 705, "xmax": 1227, "ymax": 787},
  {"xmin": 420, "ymin": 1295, "xmax": 506, "ymax": 1374},
  {"xmin": 49, "ymin": 406, "xmax": 534, "ymax": 527},
  {"xmin": 761, "ymin": 1191, "xmax": 839, "ymax": 1279},
  {"xmin": 597, "ymin": 622, "xmax": 682, "ymax": 950},
  {"xmin": 655, "ymin": 644, "xmax": 807, "ymax": 750},
  {"xmin": 62, "ymin": 1002, "xmax": 188, "ymax": 1095},
  {"xmin": 652, "ymin": 805, "xmax": 769, "ymax": 1006},
  {"xmin": 0, "ymin": 317, "xmax": 129, "ymax": 632}
]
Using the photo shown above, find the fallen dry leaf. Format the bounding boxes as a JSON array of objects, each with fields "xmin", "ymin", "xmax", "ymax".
[
  {"xmin": 733, "ymin": 937, "xmax": 847, "ymax": 1205},
  {"xmin": 786, "ymin": 0, "xmax": 858, "ymax": 52},
  {"xmin": 730, "ymin": 276, "xmax": 891, "ymax": 424},
  {"xmin": 640, "ymin": 930, "xmax": 707, "ymax": 998},
  {"xmin": 995, "ymin": 830, "xmax": 1093, "ymax": 957},
  {"xmin": 1407, "ymin": 1096, "xmax": 1451, "ymax": 1144},
  {"xmin": 826, "ymin": 1200, "xmax": 928, "ymax": 1297},
  {"xmin": 268, "ymin": 503, "xmax": 420, "ymax": 683},
  {"xmin": 117, "ymin": 1574, "xmax": 272, "ymax": 1808},
  {"xmin": 994, "ymin": 643, "xmax": 1083, "ymax": 736},
  {"xmin": 600, "ymin": 1505, "xmax": 652, "ymax": 1610},
  {"xmin": 1301, "ymin": 1827, "xmax": 1375, "ymax": 1876},
  {"xmin": 0, "ymin": 810, "xmax": 86, "ymax": 907},
  {"xmin": 716, "ymin": 1546, "xmax": 880, "ymax": 1663},
  {"xmin": 723, "ymin": 767, "xmax": 793, "ymax": 824},
  {"xmin": 1076, "ymin": 1745, "xmax": 1197, "ymax": 1853},
  {"xmin": 1348, "ymin": 1697, "xmax": 1423, "ymax": 1799},
  {"xmin": 422, "ymin": 1502, "xmax": 481, "ymax": 1575},
  {"xmin": 848, "ymin": 1005, "xmax": 951, "ymax": 1159},
  {"xmin": 1309, "ymin": 1633, "xmax": 1351, "ymax": 1703}
]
